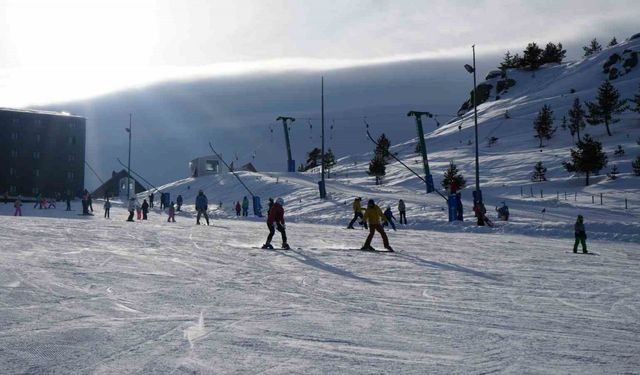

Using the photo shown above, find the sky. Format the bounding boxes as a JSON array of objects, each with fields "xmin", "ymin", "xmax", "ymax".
[{"xmin": 1, "ymin": 0, "xmax": 639, "ymax": 107}]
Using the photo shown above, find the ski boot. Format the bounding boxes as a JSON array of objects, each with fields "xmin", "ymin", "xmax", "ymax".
[
  {"xmin": 360, "ymin": 245, "xmax": 375, "ymax": 251},
  {"xmin": 384, "ymin": 246, "xmax": 395, "ymax": 252},
  {"xmin": 281, "ymin": 243, "xmax": 291, "ymax": 250},
  {"xmin": 261, "ymin": 243, "xmax": 274, "ymax": 250}
]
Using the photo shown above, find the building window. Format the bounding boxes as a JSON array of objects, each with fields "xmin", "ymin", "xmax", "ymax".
[
  {"xmin": 34, "ymin": 119, "xmax": 42, "ymax": 126},
  {"xmin": 67, "ymin": 171, "xmax": 74, "ymax": 180},
  {"xmin": 67, "ymin": 154, "xmax": 75, "ymax": 162},
  {"xmin": 9, "ymin": 168, "xmax": 16, "ymax": 176},
  {"xmin": 32, "ymin": 187, "xmax": 39, "ymax": 195},
  {"xmin": 11, "ymin": 149, "xmax": 18, "ymax": 158},
  {"xmin": 34, "ymin": 169, "xmax": 40, "ymax": 177},
  {"xmin": 68, "ymin": 136, "xmax": 76, "ymax": 145},
  {"xmin": 9, "ymin": 186, "xmax": 17, "ymax": 194},
  {"xmin": 11, "ymin": 132, "xmax": 18, "ymax": 141},
  {"xmin": 36, "ymin": 134, "xmax": 41, "ymax": 143},
  {"xmin": 33, "ymin": 151, "xmax": 41, "ymax": 160}
]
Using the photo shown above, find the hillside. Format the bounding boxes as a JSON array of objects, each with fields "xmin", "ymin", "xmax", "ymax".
[{"xmin": 140, "ymin": 36, "xmax": 640, "ymax": 243}]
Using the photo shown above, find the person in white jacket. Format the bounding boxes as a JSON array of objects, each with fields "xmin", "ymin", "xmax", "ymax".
[{"xmin": 126, "ymin": 197, "xmax": 136, "ymax": 222}]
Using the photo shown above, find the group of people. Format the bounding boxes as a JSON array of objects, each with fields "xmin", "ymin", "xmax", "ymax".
[
  {"xmin": 346, "ymin": 197, "xmax": 399, "ymax": 251},
  {"xmin": 234, "ymin": 196, "xmax": 250, "ymax": 217}
]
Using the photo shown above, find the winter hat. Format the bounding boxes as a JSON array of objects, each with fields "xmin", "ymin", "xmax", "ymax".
[
  {"xmin": 276, "ymin": 197, "xmax": 284, "ymax": 206},
  {"xmin": 367, "ymin": 199, "xmax": 375, "ymax": 207}
]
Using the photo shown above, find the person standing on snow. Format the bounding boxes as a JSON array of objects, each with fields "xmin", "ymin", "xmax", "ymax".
[
  {"xmin": 383, "ymin": 206, "xmax": 397, "ymax": 231},
  {"xmin": 398, "ymin": 199, "xmax": 407, "ymax": 225},
  {"xmin": 361, "ymin": 199, "xmax": 393, "ymax": 252},
  {"xmin": 126, "ymin": 197, "xmax": 135, "ymax": 222},
  {"xmin": 573, "ymin": 215, "xmax": 588, "ymax": 254},
  {"xmin": 195, "ymin": 190, "xmax": 210, "ymax": 225},
  {"xmin": 167, "ymin": 201, "xmax": 176, "ymax": 222},
  {"xmin": 235, "ymin": 201, "xmax": 241, "ymax": 216},
  {"xmin": 65, "ymin": 194, "xmax": 71, "ymax": 211},
  {"xmin": 14, "ymin": 197, "xmax": 22, "ymax": 216},
  {"xmin": 149, "ymin": 193, "xmax": 154, "ymax": 208},
  {"xmin": 496, "ymin": 202, "xmax": 509, "ymax": 221},
  {"xmin": 141, "ymin": 199, "xmax": 149, "ymax": 220},
  {"xmin": 347, "ymin": 197, "xmax": 366, "ymax": 229},
  {"xmin": 135, "ymin": 200, "xmax": 142, "ymax": 220},
  {"xmin": 262, "ymin": 197, "xmax": 289, "ymax": 250},
  {"xmin": 176, "ymin": 194, "xmax": 183, "ymax": 211},
  {"xmin": 103, "ymin": 198, "xmax": 111, "ymax": 218},
  {"xmin": 242, "ymin": 196, "xmax": 249, "ymax": 217},
  {"xmin": 87, "ymin": 193, "xmax": 94, "ymax": 212}
]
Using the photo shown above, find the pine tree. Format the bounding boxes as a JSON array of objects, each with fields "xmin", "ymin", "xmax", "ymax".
[
  {"xmin": 374, "ymin": 133, "xmax": 392, "ymax": 161},
  {"xmin": 322, "ymin": 148, "xmax": 337, "ymax": 178},
  {"xmin": 541, "ymin": 42, "xmax": 566, "ymax": 64},
  {"xmin": 583, "ymin": 38, "xmax": 602, "ymax": 57},
  {"xmin": 367, "ymin": 154, "xmax": 386, "ymax": 185},
  {"xmin": 633, "ymin": 156, "xmax": 640, "ymax": 176},
  {"xmin": 563, "ymin": 134, "xmax": 608, "ymax": 186},
  {"xmin": 303, "ymin": 148, "xmax": 322, "ymax": 171},
  {"xmin": 533, "ymin": 104, "xmax": 556, "ymax": 147},
  {"xmin": 607, "ymin": 164, "xmax": 619, "ymax": 180},
  {"xmin": 585, "ymin": 80, "xmax": 627, "ymax": 136},
  {"xmin": 614, "ymin": 145, "xmax": 625, "ymax": 157},
  {"xmin": 531, "ymin": 161, "xmax": 547, "ymax": 182},
  {"xmin": 632, "ymin": 84, "xmax": 640, "ymax": 113},
  {"xmin": 568, "ymin": 97, "xmax": 586, "ymax": 141},
  {"xmin": 608, "ymin": 37, "xmax": 618, "ymax": 47},
  {"xmin": 441, "ymin": 161, "xmax": 466, "ymax": 191},
  {"xmin": 499, "ymin": 51, "xmax": 515, "ymax": 70},
  {"xmin": 522, "ymin": 42, "xmax": 544, "ymax": 70}
]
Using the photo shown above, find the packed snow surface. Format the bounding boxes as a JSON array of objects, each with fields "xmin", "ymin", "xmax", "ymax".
[{"xmin": 0, "ymin": 204, "xmax": 639, "ymax": 374}]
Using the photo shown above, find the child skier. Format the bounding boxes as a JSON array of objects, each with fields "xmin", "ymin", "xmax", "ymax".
[
  {"xmin": 14, "ymin": 197, "xmax": 22, "ymax": 216},
  {"xmin": 235, "ymin": 201, "xmax": 241, "ymax": 216},
  {"xmin": 383, "ymin": 206, "xmax": 397, "ymax": 231},
  {"xmin": 573, "ymin": 215, "xmax": 588, "ymax": 254},
  {"xmin": 103, "ymin": 198, "xmax": 111, "ymax": 218},
  {"xmin": 167, "ymin": 201, "xmax": 176, "ymax": 222},
  {"xmin": 347, "ymin": 197, "xmax": 366, "ymax": 229},
  {"xmin": 262, "ymin": 197, "xmax": 289, "ymax": 250},
  {"xmin": 361, "ymin": 199, "xmax": 393, "ymax": 252}
]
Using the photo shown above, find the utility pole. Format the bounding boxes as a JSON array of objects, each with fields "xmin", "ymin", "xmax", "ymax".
[
  {"xmin": 276, "ymin": 116, "xmax": 296, "ymax": 172},
  {"xmin": 319, "ymin": 76, "xmax": 327, "ymax": 199},
  {"xmin": 407, "ymin": 111, "xmax": 435, "ymax": 193},
  {"xmin": 126, "ymin": 113, "xmax": 132, "ymax": 200}
]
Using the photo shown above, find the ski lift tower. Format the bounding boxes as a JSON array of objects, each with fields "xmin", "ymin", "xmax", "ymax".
[
  {"xmin": 407, "ymin": 111, "xmax": 435, "ymax": 193},
  {"xmin": 276, "ymin": 116, "xmax": 296, "ymax": 172}
]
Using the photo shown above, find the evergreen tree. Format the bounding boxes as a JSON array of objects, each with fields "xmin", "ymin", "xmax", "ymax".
[
  {"xmin": 322, "ymin": 148, "xmax": 337, "ymax": 178},
  {"xmin": 568, "ymin": 97, "xmax": 586, "ymax": 141},
  {"xmin": 632, "ymin": 84, "xmax": 640, "ymax": 113},
  {"xmin": 531, "ymin": 161, "xmax": 547, "ymax": 182},
  {"xmin": 541, "ymin": 42, "xmax": 566, "ymax": 64},
  {"xmin": 633, "ymin": 156, "xmax": 640, "ymax": 176},
  {"xmin": 585, "ymin": 80, "xmax": 627, "ymax": 136},
  {"xmin": 522, "ymin": 42, "xmax": 544, "ymax": 70},
  {"xmin": 374, "ymin": 133, "xmax": 392, "ymax": 161},
  {"xmin": 533, "ymin": 104, "xmax": 556, "ymax": 147},
  {"xmin": 499, "ymin": 51, "xmax": 523, "ymax": 70},
  {"xmin": 563, "ymin": 134, "xmax": 608, "ymax": 186},
  {"xmin": 441, "ymin": 161, "xmax": 466, "ymax": 191},
  {"xmin": 367, "ymin": 154, "xmax": 386, "ymax": 185},
  {"xmin": 303, "ymin": 148, "xmax": 322, "ymax": 171},
  {"xmin": 608, "ymin": 37, "xmax": 618, "ymax": 47},
  {"xmin": 614, "ymin": 145, "xmax": 625, "ymax": 157},
  {"xmin": 583, "ymin": 38, "xmax": 602, "ymax": 57},
  {"xmin": 607, "ymin": 164, "xmax": 619, "ymax": 180}
]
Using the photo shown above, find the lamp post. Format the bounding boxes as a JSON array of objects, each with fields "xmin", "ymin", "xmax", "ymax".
[
  {"xmin": 319, "ymin": 76, "xmax": 326, "ymax": 199},
  {"xmin": 125, "ymin": 113, "xmax": 132, "ymax": 200},
  {"xmin": 464, "ymin": 45, "xmax": 483, "ymax": 213}
]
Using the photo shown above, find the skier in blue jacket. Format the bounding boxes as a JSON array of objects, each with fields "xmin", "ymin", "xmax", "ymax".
[{"xmin": 195, "ymin": 190, "xmax": 209, "ymax": 225}]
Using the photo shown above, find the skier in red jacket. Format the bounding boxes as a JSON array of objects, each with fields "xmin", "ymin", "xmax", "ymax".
[{"xmin": 262, "ymin": 197, "xmax": 289, "ymax": 249}]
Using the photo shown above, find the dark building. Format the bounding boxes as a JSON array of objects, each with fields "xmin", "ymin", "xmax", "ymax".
[
  {"xmin": 91, "ymin": 170, "xmax": 145, "ymax": 200},
  {"xmin": 0, "ymin": 108, "xmax": 86, "ymax": 198}
]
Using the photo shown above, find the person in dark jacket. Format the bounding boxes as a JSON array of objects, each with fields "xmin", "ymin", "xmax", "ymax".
[
  {"xmin": 141, "ymin": 199, "xmax": 149, "ymax": 220},
  {"xmin": 235, "ymin": 201, "xmax": 241, "ymax": 216},
  {"xmin": 176, "ymin": 194, "xmax": 183, "ymax": 211},
  {"xmin": 65, "ymin": 194, "xmax": 72, "ymax": 211},
  {"xmin": 573, "ymin": 215, "xmax": 587, "ymax": 253},
  {"xmin": 398, "ymin": 199, "xmax": 407, "ymax": 225},
  {"xmin": 88, "ymin": 193, "xmax": 93, "ymax": 212},
  {"xmin": 103, "ymin": 198, "xmax": 111, "ymax": 218},
  {"xmin": 383, "ymin": 206, "xmax": 397, "ymax": 231},
  {"xmin": 195, "ymin": 190, "xmax": 209, "ymax": 225},
  {"xmin": 262, "ymin": 197, "xmax": 288, "ymax": 249},
  {"xmin": 242, "ymin": 196, "xmax": 249, "ymax": 217},
  {"xmin": 126, "ymin": 197, "xmax": 135, "ymax": 222}
]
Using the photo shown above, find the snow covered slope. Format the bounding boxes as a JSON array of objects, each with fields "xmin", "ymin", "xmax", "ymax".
[{"xmin": 144, "ymin": 37, "xmax": 640, "ymax": 243}]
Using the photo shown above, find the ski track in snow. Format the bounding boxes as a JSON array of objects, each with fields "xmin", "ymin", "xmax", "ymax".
[{"xmin": 0, "ymin": 205, "xmax": 639, "ymax": 374}]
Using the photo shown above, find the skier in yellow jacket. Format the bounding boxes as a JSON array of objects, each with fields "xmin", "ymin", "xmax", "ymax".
[
  {"xmin": 361, "ymin": 199, "xmax": 393, "ymax": 252},
  {"xmin": 347, "ymin": 197, "xmax": 367, "ymax": 229}
]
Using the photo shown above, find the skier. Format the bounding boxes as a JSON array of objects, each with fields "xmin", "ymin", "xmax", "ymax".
[
  {"xmin": 496, "ymin": 202, "xmax": 509, "ymax": 221},
  {"xmin": 14, "ymin": 197, "xmax": 22, "ymax": 216},
  {"xmin": 159, "ymin": 193, "xmax": 165, "ymax": 210},
  {"xmin": 195, "ymin": 190, "xmax": 210, "ymax": 225},
  {"xmin": 235, "ymin": 201, "xmax": 241, "ymax": 216},
  {"xmin": 103, "ymin": 198, "xmax": 111, "ymax": 218},
  {"xmin": 141, "ymin": 199, "xmax": 149, "ymax": 220},
  {"xmin": 242, "ymin": 196, "xmax": 249, "ymax": 217},
  {"xmin": 347, "ymin": 197, "xmax": 366, "ymax": 229},
  {"xmin": 88, "ymin": 193, "xmax": 93, "ymax": 212},
  {"xmin": 81, "ymin": 190, "xmax": 89, "ymax": 215},
  {"xmin": 573, "ymin": 215, "xmax": 588, "ymax": 254},
  {"xmin": 361, "ymin": 199, "xmax": 393, "ymax": 252},
  {"xmin": 167, "ymin": 201, "xmax": 176, "ymax": 222},
  {"xmin": 473, "ymin": 202, "xmax": 487, "ymax": 226},
  {"xmin": 65, "ymin": 194, "xmax": 71, "ymax": 211},
  {"xmin": 135, "ymin": 200, "xmax": 142, "ymax": 220},
  {"xmin": 126, "ymin": 197, "xmax": 135, "ymax": 222},
  {"xmin": 176, "ymin": 194, "xmax": 183, "ymax": 211},
  {"xmin": 149, "ymin": 193, "xmax": 154, "ymax": 208},
  {"xmin": 262, "ymin": 197, "xmax": 289, "ymax": 250},
  {"xmin": 398, "ymin": 199, "xmax": 407, "ymax": 225},
  {"xmin": 383, "ymin": 206, "xmax": 397, "ymax": 231},
  {"xmin": 46, "ymin": 198, "xmax": 56, "ymax": 209}
]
